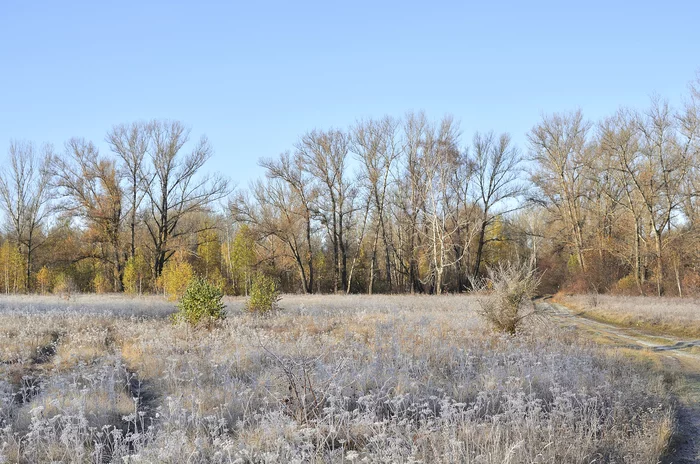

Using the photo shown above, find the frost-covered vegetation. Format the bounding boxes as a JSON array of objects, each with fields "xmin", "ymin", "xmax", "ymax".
[
  {"xmin": 558, "ymin": 293, "xmax": 700, "ymax": 338},
  {"xmin": 0, "ymin": 294, "xmax": 673, "ymax": 463}
]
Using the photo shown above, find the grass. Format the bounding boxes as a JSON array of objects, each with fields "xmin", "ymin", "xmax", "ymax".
[
  {"xmin": 555, "ymin": 293, "xmax": 700, "ymax": 339},
  {"xmin": 0, "ymin": 293, "xmax": 676, "ymax": 463}
]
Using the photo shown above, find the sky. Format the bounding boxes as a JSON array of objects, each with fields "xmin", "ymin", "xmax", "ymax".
[{"xmin": 1, "ymin": 0, "xmax": 699, "ymax": 188}]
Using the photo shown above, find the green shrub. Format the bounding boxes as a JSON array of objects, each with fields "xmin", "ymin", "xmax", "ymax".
[
  {"xmin": 246, "ymin": 274, "xmax": 281, "ymax": 314},
  {"xmin": 173, "ymin": 277, "xmax": 226, "ymax": 327}
]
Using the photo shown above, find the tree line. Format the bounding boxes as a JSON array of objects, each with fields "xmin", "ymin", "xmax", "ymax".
[{"xmin": 1, "ymin": 74, "xmax": 699, "ymax": 297}]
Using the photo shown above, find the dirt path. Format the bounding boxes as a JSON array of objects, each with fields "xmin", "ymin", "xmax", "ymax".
[{"xmin": 538, "ymin": 300, "xmax": 700, "ymax": 464}]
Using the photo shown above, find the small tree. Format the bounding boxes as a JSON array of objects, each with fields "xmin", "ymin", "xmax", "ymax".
[
  {"xmin": 471, "ymin": 261, "xmax": 542, "ymax": 334},
  {"xmin": 246, "ymin": 273, "xmax": 281, "ymax": 314},
  {"xmin": 160, "ymin": 259, "xmax": 194, "ymax": 301},
  {"xmin": 173, "ymin": 277, "xmax": 226, "ymax": 327},
  {"xmin": 53, "ymin": 272, "xmax": 77, "ymax": 297},
  {"xmin": 36, "ymin": 266, "xmax": 51, "ymax": 294},
  {"xmin": 93, "ymin": 272, "xmax": 111, "ymax": 294},
  {"xmin": 123, "ymin": 252, "xmax": 150, "ymax": 295}
]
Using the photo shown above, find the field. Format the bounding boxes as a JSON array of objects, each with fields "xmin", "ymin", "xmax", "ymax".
[
  {"xmin": 0, "ymin": 294, "xmax": 674, "ymax": 463},
  {"xmin": 556, "ymin": 293, "xmax": 700, "ymax": 339}
]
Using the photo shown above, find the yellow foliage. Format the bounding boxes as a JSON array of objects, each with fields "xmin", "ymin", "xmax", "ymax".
[
  {"xmin": 0, "ymin": 242, "xmax": 25, "ymax": 293},
  {"xmin": 123, "ymin": 252, "xmax": 150, "ymax": 294},
  {"xmin": 93, "ymin": 272, "xmax": 111, "ymax": 294},
  {"xmin": 160, "ymin": 259, "xmax": 194, "ymax": 301},
  {"xmin": 36, "ymin": 266, "xmax": 52, "ymax": 294}
]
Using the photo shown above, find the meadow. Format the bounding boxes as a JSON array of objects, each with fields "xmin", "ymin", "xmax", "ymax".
[{"xmin": 0, "ymin": 294, "xmax": 674, "ymax": 463}]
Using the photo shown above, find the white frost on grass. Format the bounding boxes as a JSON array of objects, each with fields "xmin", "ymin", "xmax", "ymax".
[{"xmin": 0, "ymin": 294, "xmax": 673, "ymax": 463}]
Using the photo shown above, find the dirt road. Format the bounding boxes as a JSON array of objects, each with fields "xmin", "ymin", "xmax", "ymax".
[{"xmin": 537, "ymin": 299, "xmax": 700, "ymax": 464}]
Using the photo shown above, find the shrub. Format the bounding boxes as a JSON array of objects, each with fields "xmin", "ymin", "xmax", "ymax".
[
  {"xmin": 173, "ymin": 277, "xmax": 226, "ymax": 327},
  {"xmin": 471, "ymin": 261, "xmax": 541, "ymax": 334},
  {"xmin": 246, "ymin": 273, "xmax": 281, "ymax": 314}
]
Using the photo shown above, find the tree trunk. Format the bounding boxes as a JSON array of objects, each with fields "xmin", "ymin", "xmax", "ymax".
[
  {"xmin": 473, "ymin": 219, "xmax": 488, "ymax": 278},
  {"xmin": 634, "ymin": 218, "xmax": 644, "ymax": 295},
  {"xmin": 654, "ymin": 230, "xmax": 663, "ymax": 296},
  {"xmin": 25, "ymin": 244, "xmax": 31, "ymax": 293},
  {"xmin": 305, "ymin": 214, "xmax": 314, "ymax": 294}
]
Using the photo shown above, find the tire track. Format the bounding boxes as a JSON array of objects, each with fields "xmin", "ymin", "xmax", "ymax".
[{"xmin": 538, "ymin": 299, "xmax": 700, "ymax": 463}]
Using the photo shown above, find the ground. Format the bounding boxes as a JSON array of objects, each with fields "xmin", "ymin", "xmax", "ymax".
[
  {"xmin": 541, "ymin": 297, "xmax": 700, "ymax": 463},
  {"xmin": 0, "ymin": 293, "xmax": 684, "ymax": 463}
]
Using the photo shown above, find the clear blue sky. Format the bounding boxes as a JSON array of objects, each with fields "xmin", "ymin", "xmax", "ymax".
[{"xmin": 1, "ymin": 0, "xmax": 698, "ymax": 186}]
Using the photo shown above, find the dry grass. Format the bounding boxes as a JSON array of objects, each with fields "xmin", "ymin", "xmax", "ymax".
[
  {"xmin": 0, "ymin": 293, "xmax": 676, "ymax": 463},
  {"xmin": 557, "ymin": 293, "xmax": 700, "ymax": 338}
]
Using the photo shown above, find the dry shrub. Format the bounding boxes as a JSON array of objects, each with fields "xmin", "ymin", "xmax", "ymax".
[{"xmin": 471, "ymin": 261, "xmax": 542, "ymax": 334}]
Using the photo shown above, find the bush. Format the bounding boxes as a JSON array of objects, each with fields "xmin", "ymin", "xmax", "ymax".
[
  {"xmin": 246, "ymin": 274, "xmax": 281, "ymax": 314},
  {"xmin": 471, "ymin": 261, "xmax": 541, "ymax": 335},
  {"xmin": 173, "ymin": 277, "xmax": 226, "ymax": 327}
]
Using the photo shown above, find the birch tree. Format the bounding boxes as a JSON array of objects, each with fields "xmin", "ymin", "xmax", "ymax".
[{"xmin": 0, "ymin": 141, "xmax": 53, "ymax": 291}]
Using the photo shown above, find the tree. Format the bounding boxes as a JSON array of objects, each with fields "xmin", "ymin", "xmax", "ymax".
[
  {"xmin": 528, "ymin": 110, "xmax": 592, "ymax": 273},
  {"xmin": 259, "ymin": 151, "xmax": 317, "ymax": 293},
  {"xmin": 232, "ymin": 177, "xmax": 313, "ymax": 293},
  {"xmin": 0, "ymin": 241, "xmax": 25, "ymax": 294},
  {"xmin": 196, "ymin": 228, "xmax": 222, "ymax": 280},
  {"xmin": 36, "ymin": 266, "xmax": 52, "ymax": 294},
  {"xmin": 123, "ymin": 251, "xmax": 150, "ymax": 294},
  {"xmin": 160, "ymin": 256, "xmax": 194, "ymax": 301},
  {"xmin": 143, "ymin": 120, "xmax": 230, "ymax": 278},
  {"xmin": 352, "ymin": 116, "xmax": 401, "ymax": 294},
  {"xmin": 230, "ymin": 224, "xmax": 256, "ymax": 295},
  {"xmin": 395, "ymin": 112, "xmax": 430, "ymax": 293},
  {"xmin": 418, "ymin": 116, "xmax": 466, "ymax": 293},
  {"xmin": 632, "ymin": 98, "xmax": 693, "ymax": 295},
  {"xmin": 471, "ymin": 131, "xmax": 524, "ymax": 279},
  {"xmin": 106, "ymin": 121, "xmax": 149, "ymax": 260},
  {"xmin": 297, "ymin": 129, "xmax": 355, "ymax": 292},
  {"xmin": 599, "ymin": 109, "xmax": 648, "ymax": 293},
  {"xmin": 52, "ymin": 138, "xmax": 125, "ymax": 290},
  {"xmin": 0, "ymin": 140, "xmax": 53, "ymax": 292}
]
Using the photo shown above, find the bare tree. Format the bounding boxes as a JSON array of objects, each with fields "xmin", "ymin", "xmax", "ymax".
[
  {"xmin": 352, "ymin": 116, "xmax": 401, "ymax": 294},
  {"xmin": 143, "ymin": 120, "xmax": 230, "ymax": 278},
  {"xmin": 418, "ymin": 116, "xmax": 467, "ymax": 293},
  {"xmin": 632, "ymin": 98, "xmax": 693, "ymax": 295},
  {"xmin": 394, "ymin": 111, "xmax": 430, "ymax": 293},
  {"xmin": 599, "ymin": 109, "xmax": 647, "ymax": 294},
  {"xmin": 106, "ymin": 121, "xmax": 149, "ymax": 260},
  {"xmin": 528, "ymin": 110, "xmax": 592, "ymax": 272},
  {"xmin": 231, "ymin": 178, "xmax": 313, "ymax": 293},
  {"xmin": 0, "ymin": 141, "xmax": 53, "ymax": 291},
  {"xmin": 259, "ymin": 151, "xmax": 317, "ymax": 293},
  {"xmin": 471, "ymin": 131, "xmax": 524, "ymax": 279},
  {"xmin": 297, "ymin": 129, "xmax": 355, "ymax": 292}
]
